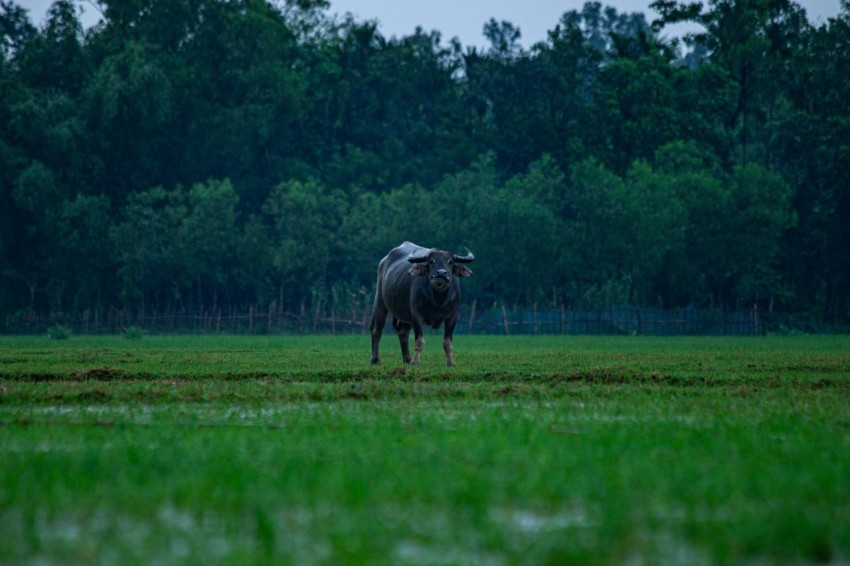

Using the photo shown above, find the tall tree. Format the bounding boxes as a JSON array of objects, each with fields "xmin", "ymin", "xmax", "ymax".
[
  {"xmin": 775, "ymin": 3, "xmax": 850, "ymax": 321},
  {"xmin": 54, "ymin": 194, "xmax": 114, "ymax": 312},
  {"xmin": 307, "ymin": 20, "xmax": 467, "ymax": 192},
  {"xmin": 263, "ymin": 178, "xmax": 345, "ymax": 310},
  {"xmin": 112, "ymin": 186, "xmax": 188, "ymax": 312},
  {"xmin": 82, "ymin": 40, "xmax": 173, "ymax": 201},
  {"xmin": 17, "ymin": 0, "xmax": 85, "ymax": 92},
  {"xmin": 652, "ymin": 0, "xmax": 810, "ymax": 167},
  {"xmin": 177, "ymin": 179, "xmax": 247, "ymax": 309},
  {"xmin": 591, "ymin": 48, "xmax": 681, "ymax": 174}
]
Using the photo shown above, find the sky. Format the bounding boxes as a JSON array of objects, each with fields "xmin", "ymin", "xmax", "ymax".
[{"xmin": 17, "ymin": 0, "xmax": 846, "ymax": 49}]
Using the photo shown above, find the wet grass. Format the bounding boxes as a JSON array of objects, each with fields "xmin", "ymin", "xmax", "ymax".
[{"xmin": 1, "ymin": 335, "xmax": 849, "ymax": 564}]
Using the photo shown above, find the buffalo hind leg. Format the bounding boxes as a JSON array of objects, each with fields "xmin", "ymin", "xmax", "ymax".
[
  {"xmin": 395, "ymin": 320, "xmax": 412, "ymax": 364},
  {"xmin": 443, "ymin": 315, "xmax": 458, "ymax": 367},
  {"xmin": 369, "ymin": 304, "xmax": 388, "ymax": 365}
]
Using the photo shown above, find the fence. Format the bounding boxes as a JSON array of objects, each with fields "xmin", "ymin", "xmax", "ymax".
[
  {"xmin": 3, "ymin": 303, "xmax": 762, "ymax": 336},
  {"xmin": 456, "ymin": 303, "xmax": 760, "ymax": 336}
]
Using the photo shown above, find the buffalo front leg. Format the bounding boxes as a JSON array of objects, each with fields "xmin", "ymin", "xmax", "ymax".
[
  {"xmin": 443, "ymin": 315, "xmax": 458, "ymax": 367},
  {"xmin": 411, "ymin": 322, "xmax": 425, "ymax": 366},
  {"xmin": 396, "ymin": 321, "xmax": 412, "ymax": 364}
]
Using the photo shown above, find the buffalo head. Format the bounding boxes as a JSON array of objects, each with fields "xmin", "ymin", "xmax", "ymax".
[{"xmin": 407, "ymin": 248, "xmax": 474, "ymax": 292}]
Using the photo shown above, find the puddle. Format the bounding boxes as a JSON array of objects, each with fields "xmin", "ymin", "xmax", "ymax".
[
  {"xmin": 491, "ymin": 506, "xmax": 593, "ymax": 533},
  {"xmin": 394, "ymin": 540, "xmax": 502, "ymax": 565}
]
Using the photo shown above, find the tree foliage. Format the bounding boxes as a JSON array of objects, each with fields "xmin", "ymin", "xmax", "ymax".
[{"xmin": 1, "ymin": 0, "xmax": 849, "ymax": 328}]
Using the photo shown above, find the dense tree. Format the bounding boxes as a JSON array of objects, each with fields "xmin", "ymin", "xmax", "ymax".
[
  {"xmin": 111, "ymin": 185, "xmax": 190, "ymax": 312},
  {"xmin": 263, "ymin": 178, "xmax": 345, "ymax": 310},
  {"xmin": 474, "ymin": 162, "xmax": 560, "ymax": 305},
  {"xmin": 773, "ymin": 5, "xmax": 850, "ymax": 322},
  {"xmin": 0, "ymin": 0, "xmax": 848, "ymax": 330},
  {"xmin": 652, "ymin": 0, "xmax": 811, "ymax": 166},
  {"xmin": 54, "ymin": 194, "xmax": 113, "ymax": 312},
  {"xmin": 653, "ymin": 141, "xmax": 731, "ymax": 306}
]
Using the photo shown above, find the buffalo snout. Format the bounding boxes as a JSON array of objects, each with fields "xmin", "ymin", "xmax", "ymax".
[{"xmin": 430, "ymin": 271, "xmax": 450, "ymax": 290}]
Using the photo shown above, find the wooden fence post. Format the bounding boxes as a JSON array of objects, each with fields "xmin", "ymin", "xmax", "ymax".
[
  {"xmin": 501, "ymin": 305, "xmax": 509, "ymax": 336},
  {"xmin": 268, "ymin": 305, "xmax": 273, "ymax": 334},
  {"xmin": 533, "ymin": 303, "xmax": 538, "ymax": 336},
  {"xmin": 468, "ymin": 299, "xmax": 477, "ymax": 334},
  {"xmin": 560, "ymin": 304, "xmax": 565, "ymax": 335},
  {"xmin": 636, "ymin": 306, "xmax": 643, "ymax": 336},
  {"xmin": 753, "ymin": 303, "xmax": 758, "ymax": 335}
]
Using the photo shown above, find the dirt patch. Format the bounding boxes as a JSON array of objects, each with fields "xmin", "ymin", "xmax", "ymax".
[
  {"xmin": 532, "ymin": 370, "xmax": 849, "ymax": 389},
  {"xmin": 69, "ymin": 367, "xmax": 128, "ymax": 381},
  {"xmin": 77, "ymin": 390, "xmax": 112, "ymax": 402},
  {"xmin": 346, "ymin": 383, "xmax": 369, "ymax": 400}
]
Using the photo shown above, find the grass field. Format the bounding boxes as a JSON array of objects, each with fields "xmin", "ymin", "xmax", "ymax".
[{"xmin": 1, "ymin": 334, "xmax": 849, "ymax": 564}]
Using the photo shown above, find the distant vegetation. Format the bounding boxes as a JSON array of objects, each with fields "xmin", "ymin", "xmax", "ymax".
[{"xmin": 2, "ymin": 0, "xmax": 849, "ymax": 330}]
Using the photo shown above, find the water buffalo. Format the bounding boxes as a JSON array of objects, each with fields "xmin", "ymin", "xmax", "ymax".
[{"xmin": 370, "ymin": 241, "xmax": 474, "ymax": 366}]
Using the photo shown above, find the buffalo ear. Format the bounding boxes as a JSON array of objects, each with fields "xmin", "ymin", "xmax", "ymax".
[
  {"xmin": 409, "ymin": 264, "xmax": 429, "ymax": 276},
  {"xmin": 454, "ymin": 266, "xmax": 473, "ymax": 277}
]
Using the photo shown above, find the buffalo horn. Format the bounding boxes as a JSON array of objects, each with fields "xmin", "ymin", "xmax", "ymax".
[
  {"xmin": 453, "ymin": 248, "xmax": 475, "ymax": 263},
  {"xmin": 407, "ymin": 253, "xmax": 430, "ymax": 264}
]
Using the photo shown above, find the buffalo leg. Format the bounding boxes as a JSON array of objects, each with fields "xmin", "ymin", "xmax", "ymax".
[
  {"xmin": 411, "ymin": 322, "xmax": 425, "ymax": 366},
  {"xmin": 443, "ymin": 314, "xmax": 458, "ymax": 367},
  {"xmin": 396, "ymin": 320, "xmax": 412, "ymax": 364},
  {"xmin": 369, "ymin": 303, "xmax": 388, "ymax": 365}
]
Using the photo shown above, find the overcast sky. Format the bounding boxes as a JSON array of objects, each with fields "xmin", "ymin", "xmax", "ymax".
[{"xmin": 17, "ymin": 0, "xmax": 845, "ymax": 48}]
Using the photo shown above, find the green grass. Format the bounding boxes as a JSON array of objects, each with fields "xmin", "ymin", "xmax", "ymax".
[{"xmin": 1, "ymin": 335, "xmax": 849, "ymax": 564}]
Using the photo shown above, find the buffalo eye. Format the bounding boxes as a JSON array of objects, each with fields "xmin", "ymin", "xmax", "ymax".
[{"xmin": 429, "ymin": 258, "xmax": 436, "ymax": 265}]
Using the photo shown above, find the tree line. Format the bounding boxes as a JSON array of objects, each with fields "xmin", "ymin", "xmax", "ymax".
[{"xmin": 1, "ymin": 0, "xmax": 848, "ymax": 331}]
